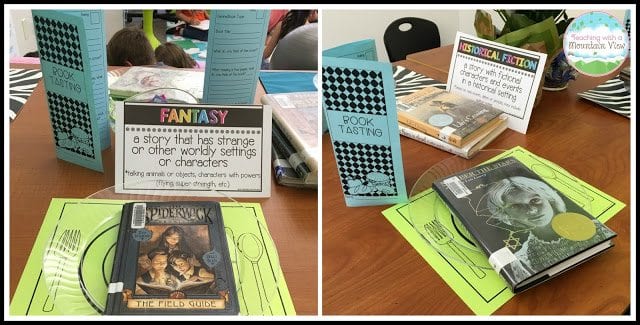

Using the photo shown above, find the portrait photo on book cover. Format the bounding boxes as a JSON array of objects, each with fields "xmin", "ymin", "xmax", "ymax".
[
  {"xmin": 134, "ymin": 225, "xmax": 223, "ymax": 297},
  {"xmin": 480, "ymin": 175, "xmax": 615, "ymax": 284},
  {"xmin": 433, "ymin": 156, "xmax": 617, "ymax": 292}
]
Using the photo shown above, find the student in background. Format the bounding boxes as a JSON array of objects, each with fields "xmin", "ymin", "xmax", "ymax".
[
  {"xmin": 175, "ymin": 10, "xmax": 210, "ymax": 41},
  {"xmin": 106, "ymin": 27, "xmax": 156, "ymax": 66},
  {"xmin": 262, "ymin": 10, "xmax": 318, "ymax": 68},
  {"xmin": 262, "ymin": 9, "xmax": 289, "ymax": 69},
  {"xmin": 155, "ymin": 42, "xmax": 198, "ymax": 68}
]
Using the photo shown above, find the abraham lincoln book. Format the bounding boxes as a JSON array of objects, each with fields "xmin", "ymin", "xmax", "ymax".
[
  {"xmin": 432, "ymin": 157, "xmax": 617, "ymax": 293},
  {"xmin": 104, "ymin": 201, "xmax": 239, "ymax": 315}
]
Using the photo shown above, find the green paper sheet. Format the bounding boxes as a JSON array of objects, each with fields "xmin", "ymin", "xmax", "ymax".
[
  {"xmin": 382, "ymin": 146, "xmax": 625, "ymax": 315},
  {"xmin": 10, "ymin": 198, "xmax": 296, "ymax": 316}
]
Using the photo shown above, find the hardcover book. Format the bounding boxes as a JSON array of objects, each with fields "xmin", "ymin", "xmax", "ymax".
[
  {"xmin": 108, "ymin": 66, "xmax": 204, "ymax": 100},
  {"xmin": 271, "ymin": 146, "xmax": 317, "ymax": 189},
  {"xmin": 262, "ymin": 91, "xmax": 318, "ymax": 183},
  {"xmin": 397, "ymin": 86, "xmax": 503, "ymax": 147},
  {"xmin": 272, "ymin": 122, "xmax": 314, "ymax": 182},
  {"xmin": 104, "ymin": 201, "xmax": 239, "ymax": 315},
  {"xmin": 398, "ymin": 114, "xmax": 508, "ymax": 159},
  {"xmin": 432, "ymin": 157, "xmax": 617, "ymax": 293}
]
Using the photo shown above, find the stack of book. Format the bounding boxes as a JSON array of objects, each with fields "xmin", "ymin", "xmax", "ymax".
[
  {"xmin": 393, "ymin": 66, "xmax": 507, "ymax": 159},
  {"xmin": 261, "ymin": 91, "xmax": 318, "ymax": 189}
]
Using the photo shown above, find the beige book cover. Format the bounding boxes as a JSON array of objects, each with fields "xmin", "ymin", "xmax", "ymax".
[
  {"xmin": 261, "ymin": 91, "xmax": 319, "ymax": 176},
  {"xmin": 397, "ymin": 86, "xmax": 503, "ymax": 147},
  {"xmin": 109, "ymin": 66, "xmax": 204, "ymax": 100}
]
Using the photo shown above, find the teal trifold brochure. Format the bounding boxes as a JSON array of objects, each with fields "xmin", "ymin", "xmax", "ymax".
[
  {"xmin": 323, "ymin": 40, "xmax": 408, "ymax": 207},
  {"xmin": 32, "ymin": 10, "xmax": 110, "ymax": 172},
  {"xmin": 203, "ymin": 10, "xmax": 270, "ymax": 105}
]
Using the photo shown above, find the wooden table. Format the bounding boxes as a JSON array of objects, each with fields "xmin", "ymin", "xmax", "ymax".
[
  {"xmin": 323, "ymin": 47, "xmax": 630, "ymax": 315},
  {"xmin": 9, "ymin": 64, "xmax": 318, "ymax": 315}
]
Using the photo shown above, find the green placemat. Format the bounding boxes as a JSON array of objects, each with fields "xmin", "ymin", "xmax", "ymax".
[
  {"xmin": 382, "ymin": 146, "xmax": 625, "ymax": 315},
  {"xmin": 10, "ymin": 198, "xmax": 295, "ymax": 316}
]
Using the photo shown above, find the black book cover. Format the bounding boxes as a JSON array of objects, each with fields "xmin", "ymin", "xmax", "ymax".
[
  {"xmin": 104, "ymin": 201, "xmax": 239, "ymax": 315},
  {"xmin": 432, "ymin": 157, "xmax": 617, "ymax": 293}
]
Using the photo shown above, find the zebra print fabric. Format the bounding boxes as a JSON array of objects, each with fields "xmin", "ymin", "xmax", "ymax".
[
  {"xmin": 9, "ymin": 68, "xmax": 43, "ymax": 121},
  {"xmin": 392, "ymin": 65, "xmax": 445, "ymax": 98},
  {"xmin": 578, "ymin": 77, "xmax": 630, "ymax": 118}
]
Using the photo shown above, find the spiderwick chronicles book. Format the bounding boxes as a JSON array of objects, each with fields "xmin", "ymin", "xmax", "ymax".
[
  {"xmin": 104, "ymin": 201, "xmax": 240, "ymax": 315},
  {"xmin": 432, "ymin": 157, "xmax": 617, "ymax": 293}
]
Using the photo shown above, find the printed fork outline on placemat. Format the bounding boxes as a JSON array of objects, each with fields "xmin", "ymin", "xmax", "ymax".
[
  {"xmin": 42, "ymin": 229, "xmax": 81, "ymax": 312},
  {"xmin": 425, "ymin": 220, "xmax": 487, "ymax": 279}
]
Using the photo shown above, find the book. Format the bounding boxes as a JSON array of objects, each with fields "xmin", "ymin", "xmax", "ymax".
[
  {"xmin": 104, "ymin": 201, "xmax": 239, "ymax": 315},
  {"xmin": 399, "ymin": 114, "xmax": 508, "ymax": 159},
  {"xmin": 136, "ymin": 279, "xmax": 215, "ymax": 295},
  {"xmin": 432, "ymin": 157, "xmax": 617, "ymax": 293},
  {"xmin": 32, "ymin": 10, "xmax": 111, "ymax": 172},
  {"xmin": 272, "ymin": 122, "xmax": 314, "ymax": 182},
  {"xmin": 271, "ymin": 146, "xmax": 317, "ymax": 189},
  {"xmin": 262, "ymin": 91, "xmax": 319, "ymax": 183},
  {"xmin": 397, "ymin": 86, "xmax": 504, "ymax": 148},
  {"xmin": 108, "ymin": 66, "xmax": 204, "ymax": 100}
]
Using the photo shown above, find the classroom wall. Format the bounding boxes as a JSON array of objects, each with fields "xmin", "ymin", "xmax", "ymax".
[
  {"xmin": 323, "ymin": 9, "xmax": 627, "ymax": 63},
  {"xmin": 9, "ymin": 10, "xmax": 124, "ymax": 57}
]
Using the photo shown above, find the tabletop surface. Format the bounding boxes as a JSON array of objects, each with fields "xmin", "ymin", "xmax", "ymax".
[
  {"xmin": 8, "ymin": 64, "xmax": 318, "ymax": 315},
  {"xmin": 323, "ymin": 46, "xmax": 631, "ymax": 315}
]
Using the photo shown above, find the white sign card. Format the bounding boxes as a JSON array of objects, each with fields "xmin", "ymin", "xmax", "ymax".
[
  {"xmin": 115, "ymin": 102, "xmax": 271, "ymax": 197},
  {"xmin": 447, "ymin": 32, "xmax": 547, "ymax": 134}
]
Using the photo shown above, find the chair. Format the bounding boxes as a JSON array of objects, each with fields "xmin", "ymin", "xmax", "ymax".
[{"xmin": 383, "ymin": 17, "xmax": 440, "ymax": 62}]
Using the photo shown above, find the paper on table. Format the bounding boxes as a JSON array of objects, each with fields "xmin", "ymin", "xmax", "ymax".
[
  {"xmin": 381, "ymin": 146, "xmax": 625, "ymax": 315},
  {"xmin": 322, "ymin": 38, "xmax": 378, "ymax": 61},
  {"xmin": 322, "ymin": 39, "xmax": 408, "ymax": 207},
  {"xmin": 32, "ymin": 10, "xmax": 110, "ymax": 172},
  {"xmin": 203, "ymin": 10, "xmax": 270, "ymax": 105},
  {"xmin": 578, "ymin": 76, "xmax": 630, "ymax": 118},
  {"xmin": 190, "ymin": 19, "xmax": 210, "ymax": 30},
  {"xmin": 258, "ymin": 71, "xmax": 317, "ymax": 94},
  {"xmin": 10, "ymin": 198, "xmax": 296, "ymax": 316}
]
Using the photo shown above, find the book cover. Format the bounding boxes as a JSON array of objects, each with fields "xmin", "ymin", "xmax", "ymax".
[
  {"xmin": 108, "ymin": 66, "xmax": 204, "ymax": 100},
  {"xmin": 323, "ymin": 40, "xmax": 407, "ymax": 207},
  {"xmin": 104, "ymin": 201, "xmax": 239, "ymax": 315},
  {"xmin": 272, "ymin": 122, "xmax": 314, "ymax": 182},
  {"xmin": 432, "ymin": 157, "xmax": 617, "ymax": 293},
  {"xmin": 32, "ymin": 10, "xmax": 111, "ymax": 172},
  {"xmin": 271, "ymin": 146, "xmax": 317, "ymax": 189},
  {"xmin": 262, "ymin": 91, "xmax": 319, "ymax": 178},
  {"xmin": 397, "ymin": 86, "xmax": 504, "ymax": 147},
  {"xmin": 398, "ymin": 114, "xmax": 508, "ymax": 159}
]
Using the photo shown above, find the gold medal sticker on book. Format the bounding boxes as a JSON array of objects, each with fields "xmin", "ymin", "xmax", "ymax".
[{"xmin": 431, "ymin": 157, "xmax": 617, "ymax": 293}]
